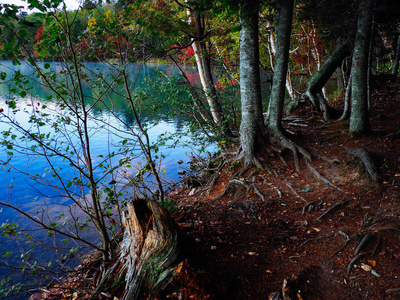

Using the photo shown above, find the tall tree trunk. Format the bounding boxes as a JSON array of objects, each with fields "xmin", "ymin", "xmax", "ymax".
[
  {"xmin": 239, "ymin": 0, "xmax": 266, "ymax": 166},
  {"xmin": 265, "ymin": 20, "xmax": 297, "ymax": 102},
  {"xmin": 186, "ymin": 3, "xmax": 224, "ymax": 127},
  {"xmin": 349, "ymin": 0, "xmax": 374, "ymax": 136},
  {"xmin": 265, "ymin": 0, "xmax": 311, "ymax": 171},
  {"xmin": 306, "ymin": 39, "xmax": 352, "ymax": 121},
  {"xmin": 337, "ymin": 73, "xmax": 352, "ymax": 121},
  {"xmin": 265, "ymin": 0, "xmax": 294, "ymax": 131},
  {"xmin": 392, "ymin": 32, "xmax": 400, "ymax": 79}
]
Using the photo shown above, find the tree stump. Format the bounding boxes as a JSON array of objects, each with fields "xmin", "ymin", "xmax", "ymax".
[{"xmin": 119, "ymin": 199, "xmax": 181, "ymax": 300}]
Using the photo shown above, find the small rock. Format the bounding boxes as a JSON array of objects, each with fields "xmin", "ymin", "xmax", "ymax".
[
  {"xmin": 371, "ymin": 269, "xmax": 381, "ymax": 277},
  {"xmin": 177, "ymin": 159, "xmax": 183, "ymax": 164},
  {"xmin": 178, "ymin": 170, "xmax": 186, "ymax": 175}
]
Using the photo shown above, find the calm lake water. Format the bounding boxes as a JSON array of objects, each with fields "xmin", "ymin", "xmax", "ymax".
[{"xmin": 0, "ymin": 60, "xmax": 208, "ymax": 297}]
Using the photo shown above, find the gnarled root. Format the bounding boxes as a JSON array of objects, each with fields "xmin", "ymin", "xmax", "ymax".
[{"xmin": 268, "ymin": 129, "xmax": 312, "ymax": 171}]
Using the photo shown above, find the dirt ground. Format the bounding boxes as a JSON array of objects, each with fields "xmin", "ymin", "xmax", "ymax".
[
  {"xmin": 32, "ymin": 78, "xmax": 400, "ymax": 300},
  {"xmin": 166, "ymin": 79, "xmax": 400, "ymax": 299}
]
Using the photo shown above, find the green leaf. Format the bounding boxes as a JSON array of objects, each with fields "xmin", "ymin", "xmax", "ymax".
[{"xmin": 7, "ymin": 101, "xmax": 16, "ymax": 109}]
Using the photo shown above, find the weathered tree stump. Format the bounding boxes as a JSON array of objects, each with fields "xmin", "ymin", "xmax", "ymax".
[{"xmin": 119, "ymin": 199, "xmax": 181, "ymax": 300}]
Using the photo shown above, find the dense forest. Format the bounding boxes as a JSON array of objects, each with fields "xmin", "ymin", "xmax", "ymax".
[{"xmin": 1, "ymin": 0, "xmax": 400, "ymax": 299}]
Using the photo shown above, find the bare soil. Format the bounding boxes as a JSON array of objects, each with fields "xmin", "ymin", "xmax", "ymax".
[
  {"xmin": 33, "ymin": 78, "xmax": 400, "ymax": 299},
  {"xmin": 166, "ymin": 79, "xmax": 400, "ymax": 299}
]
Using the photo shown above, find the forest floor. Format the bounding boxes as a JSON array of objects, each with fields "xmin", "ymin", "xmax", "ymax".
[{"xmin": 32, "ymin": 77, "xmax": 400, "ymax": 300}]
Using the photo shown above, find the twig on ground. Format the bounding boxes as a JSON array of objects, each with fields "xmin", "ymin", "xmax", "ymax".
[
  {"xmin": 385, "ymin": 288, "xmax": 400, "ymax": 294},
  {"xmin": 274, "ymin": 187, "xmax": 283, "ymax": 198}
]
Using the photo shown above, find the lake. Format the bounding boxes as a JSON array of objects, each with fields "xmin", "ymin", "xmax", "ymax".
[{"xmin": 0, "ymin": 60, "xmax": 209, "ymax": 298}]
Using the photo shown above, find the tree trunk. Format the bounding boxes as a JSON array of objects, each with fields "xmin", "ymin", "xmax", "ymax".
[
  {"xmin": 392, "ymin": 32, "xmax": 400, "ymax": 79},
  {"xmin": 265, "ymin": 0, "xmax": 294, "ymax": 131},
  {"xmin": 306, "ymin": 39, "xmax": 352, "ymax": 121},
  {"xmin": 265, "ymin": 19, "xmax": 297, "ymax": 102},
  {"xmin": 186, "ymin": 3, "xmax": 224, "ymax": 127},
  {"xmin": 239, "ymin": 0, "xmax": 266, "ymax": 166},
  {"xmin": 337, "ymin": 73, "xmax": 352, "ymax": 121},
  {"xmin": 349, "ymin": 0, "xmax": 374, "ymax": 136},
  {"xmin": 119, "ymin": 199, "xmax": 181, "ymax": 300}
]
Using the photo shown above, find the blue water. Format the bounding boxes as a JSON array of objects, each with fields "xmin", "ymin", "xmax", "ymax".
[{"xmin": 0, "ymin": 61, "xmax": 208, "ymax": 297}]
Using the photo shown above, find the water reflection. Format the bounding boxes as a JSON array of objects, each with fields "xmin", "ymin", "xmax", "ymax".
[{"xmin": 0, "ymin": 60, "xmax": 206, "ymax": 297}]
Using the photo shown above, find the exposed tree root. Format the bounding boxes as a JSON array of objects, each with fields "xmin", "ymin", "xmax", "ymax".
[
  {"xmin": 252, "ymin": 176, "xmax": 266, "ymax": 202},
  {"xmin": 213, "ymin": 178, "xmax": 250, "ymax": 201},
  {"xmin": 316, "ymin": 199, "xmax": 350, "ymax": 221},
  {"xmin": 347, "ymin": 148, "xmax": 381, "ymax": 182},
  {"xmin": 268, "ymin": 130, "xmax": 312, "ymax": 172},
  {"xmin": 285, "ymin": 183, "xmax": 308, "ymax": 204},
  {"xmin": 213, "ymin": 176, "xmax": 266, "ymax": 203},
  {"xmin": 347, "ymin": 253, "xmax": 366, "ymax": 277},
  {"xmin": 298, "ymin": 232, "xmax": 336, "ymax": 247},
  {"xmin": 232, "ymin": 150, "xmax": 273, "ymax": 175},
  {"xmin": 307, "ymin": 163, "xmax": 347, "ymax": 193},
  {"xmin": 308, "ymin": 147, "xmax": 341, "ymax": 165}
]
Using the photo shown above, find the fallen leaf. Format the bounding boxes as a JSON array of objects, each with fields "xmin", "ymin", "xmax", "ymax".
[
  {"xmin": 367, "ymin": 260, "xmax": 376, "ymax": 267},
  {"xmin": 361, "ymin": 263, "xmax": 372, "ymax": 272}
]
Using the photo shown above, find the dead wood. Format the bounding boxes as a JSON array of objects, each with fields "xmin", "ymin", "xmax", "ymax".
[
  {"xmin": 119, "ymin": 199, "xmax": 181, "ymax": 300},
  {"xmin": 347, "ymin": 148, "xmax": 381, "ymax": 182}
]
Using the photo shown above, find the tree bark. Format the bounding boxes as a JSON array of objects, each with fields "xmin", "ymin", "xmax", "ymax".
[
  {"xmin": 349, "ymin": 0, "xmax": 374, "ymax": 136},
  {"xmin": 239, "ymin": 0, "xmax": 266, "ymax": 166},
  {"xmin": 186, "ymin": 2, "xmax": 224, "ymax": 127},
  {"xmin": 119, "ymin": 199, "xmax": 180, "ymax": 300},
  {"xmin": 337, "ymin": 73, "xmax": 352, "ymax": 121},
  {"xmin": 265, "ymin": 19, "xmax": 297, "ymax": 102},
  {"xmin": 392, "ymin": 32, "xmax": 400, "ymax": 79},
  {"xmin": 306, "ymin": 39, "xmax": 352, "ymax": 121},
  {"xmin": 265, "ymin": 0, "xmax": 294, "ymax": 131},
  {"xmin": 264, "ymin": 0, "xmax": 311, "ymax": 171}
]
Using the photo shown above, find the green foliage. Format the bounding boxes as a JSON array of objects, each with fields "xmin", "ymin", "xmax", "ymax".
[
  {"xmin": 158, "ymin": 199, "xmax": 177, "ymax": 212},
  {"xmin": 0, "ymin": 221, "xmax": 19, "ymax": 237}
]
